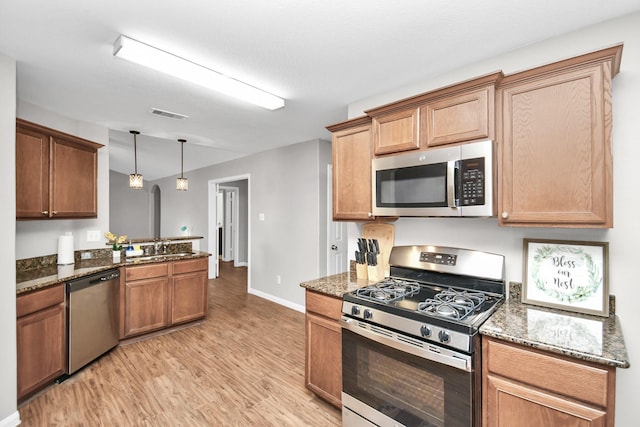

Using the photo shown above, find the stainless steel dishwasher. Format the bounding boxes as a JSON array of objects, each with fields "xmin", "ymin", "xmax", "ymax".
[{"xmin": 65, "ymin": 268, "xmax": 120, "ymax": 376}]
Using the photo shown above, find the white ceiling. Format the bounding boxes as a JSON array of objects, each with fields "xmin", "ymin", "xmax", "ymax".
[{"xmin": 2, "ymin": 1, "xmax": 639, "ymax": 180}]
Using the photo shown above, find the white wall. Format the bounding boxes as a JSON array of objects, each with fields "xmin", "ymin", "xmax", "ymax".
[
  {"xmin": 15, "ymin": 101, "xmax": 110, "ymax": 259},
  {"xmin": 153, "ymin": 139, "xmax": 332, "ymax": 311},
  {"xmin": 347, "ymin": 13, "xmax": 640, "ymax": 426},
  {"xmin": 0, "ymin": 52, "xmax": 19, "ymax": 427}
]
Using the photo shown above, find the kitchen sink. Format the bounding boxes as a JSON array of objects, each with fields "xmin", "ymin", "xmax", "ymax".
[{"xmin": 125, "ymin": 252, "xmax": 196, "ymax": 262}]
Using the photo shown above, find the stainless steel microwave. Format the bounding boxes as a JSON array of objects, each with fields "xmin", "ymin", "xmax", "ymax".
[{"xmin": 372, "ymin": 139, "xmax": 495, "ymax": 217}]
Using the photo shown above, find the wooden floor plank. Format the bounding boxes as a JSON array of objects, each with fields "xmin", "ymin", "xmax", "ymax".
[{"xmin": 19, "ymin": 262, "xmax": 341, "ymax": 426}]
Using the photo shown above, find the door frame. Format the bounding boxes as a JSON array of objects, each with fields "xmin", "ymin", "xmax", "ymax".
[{"xmin": 208, "ymin": 174, "xmax": 250, "ymax": 284}]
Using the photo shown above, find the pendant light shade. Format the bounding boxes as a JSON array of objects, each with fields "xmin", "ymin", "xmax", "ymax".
[
  {"xmin": 129, "ymin": 130, "xmax": 143, "ymax": 189},
  {"xmin": 177, "ymin": 139, "xmax": 188, "ymax": 191}
]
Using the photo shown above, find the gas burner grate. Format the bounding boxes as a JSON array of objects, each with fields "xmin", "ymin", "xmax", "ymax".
[
  {"xmin": 435, "ymin": 289, "xmax": 486, "ymax": 310},
  {"xmin": 417, "ymin": 288, "xmax": 487, "ymax": 321},
  {"xmin": 356, "ymin": 280, "xmax": 420, "ymax": 304}
]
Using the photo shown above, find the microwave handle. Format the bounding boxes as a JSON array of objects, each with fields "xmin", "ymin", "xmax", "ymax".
[{"xmin": 447, "ymin": 160, "xmax": 459, "ymax": 208}]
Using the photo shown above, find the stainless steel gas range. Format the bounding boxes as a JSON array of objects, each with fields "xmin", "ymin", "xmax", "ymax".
[{"xmin": 341, "ymin": 245, "xmax": 505, "ymax": 427}]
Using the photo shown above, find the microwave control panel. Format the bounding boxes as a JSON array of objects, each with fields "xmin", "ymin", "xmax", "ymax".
[{"xmin": 460, "ymin": 157, "xmax": 485, "ymax": 206}]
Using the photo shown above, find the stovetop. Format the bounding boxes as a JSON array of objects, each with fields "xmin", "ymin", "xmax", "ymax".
[
  {"xmin": 341, "ymin": 245, "xmax": 506, "ymax": 353},
  {"xmin": 343, "ymin": 279, "xmax": 503, "ymax": 334}
]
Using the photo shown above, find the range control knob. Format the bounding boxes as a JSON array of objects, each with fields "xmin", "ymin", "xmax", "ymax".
[
  {"xmin": 351, "ymin": 306, "xmax": 361, "ymax": 316},
  {"xmin": 363, "ymin": 309, "xmax": 373, "ymax": 320},
  {"xmin": 420, "ymin": 325, "xmax": 432, "ymax": 337},
  {"xmin": 438, "ymin": 330, "xmax": 451, "ymax": 343}
]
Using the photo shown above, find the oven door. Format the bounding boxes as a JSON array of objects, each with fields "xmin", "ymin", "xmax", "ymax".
[{"xmin": 341, "ymin": 318, "xmax": 479, "ymax": 427}]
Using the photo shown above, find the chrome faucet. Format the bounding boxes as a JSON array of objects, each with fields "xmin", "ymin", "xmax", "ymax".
[
  {"xmin": 154, "ymin": 240, "xmax": 161, "ymax": 255},
  {"xmin": 161, "ymin": 240, "xmax": 169, "ymax": 254}
]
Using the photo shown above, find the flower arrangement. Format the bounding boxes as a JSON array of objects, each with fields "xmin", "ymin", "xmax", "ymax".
[{"xmin": 105, "ymin": 232, "xmax": 127, "ymax": 251}]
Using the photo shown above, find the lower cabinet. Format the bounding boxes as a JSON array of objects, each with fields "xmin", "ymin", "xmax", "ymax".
[
  {"xmin": 482, "ymin": 337, "xmax": 615, "ymax": 426},
  {"xmin": 121, "ymin": 258, "xmax": 208, "ymax": 339},
  {"xmin": 305, "ymin": 290, "xmax": 342, "ymax": 408},
  {"xmin": 16, "ymin": 284, "xmax": 65, "ymax": 401},
  {"xmin": 171, "ymin": 258, "xmax": 208, "ymax": 325}
]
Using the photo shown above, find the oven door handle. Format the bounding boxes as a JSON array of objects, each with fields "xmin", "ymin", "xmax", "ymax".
[{"xmin": 341, "ymin": 317, "xmax": 472, "ymax": 372}]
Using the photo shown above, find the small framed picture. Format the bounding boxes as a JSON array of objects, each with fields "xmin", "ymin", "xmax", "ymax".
[{"xmin": 522, "ymin": 239, "xmax": 609, "ymax": 317}]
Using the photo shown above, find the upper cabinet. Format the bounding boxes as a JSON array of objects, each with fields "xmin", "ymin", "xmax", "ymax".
[
  {"xmin": 16, "ymin": 119, "xmax": 103, "ymax": 220},
  {"xmin": 365, "ymin": 72, "xmax": 502, "ymax": 156},
  {"xmin": 498, "ymin": 44, "xmax": 622, "ymax": 228},
  {"xmin": 327, "ymin": 116, "xmax": 374, "ymax": 221},
  {"xmin": 369, "ymin": 107, "xmax": 420, "ymax": 155},
  {"xmin": 420, "ymin": 72, "xmax": 501, "ymax": 148}
]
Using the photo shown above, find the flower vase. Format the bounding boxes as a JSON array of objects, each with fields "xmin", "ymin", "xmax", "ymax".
[{"xmin": 113, "ymin": 250, "xmax": 121, "ymax": 262}]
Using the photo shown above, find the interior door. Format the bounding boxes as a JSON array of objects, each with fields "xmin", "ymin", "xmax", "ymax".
[
  {"xmin": 328, "ymin": 165, "xmax": 347, "ymax": 275},
  {"xmin": 223, "ymin": 190, "xmax": 234, "ymax": 261}
]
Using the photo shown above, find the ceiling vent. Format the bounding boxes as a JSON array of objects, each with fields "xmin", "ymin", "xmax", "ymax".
[{"xmin": 150, "ymin": 108, "xmax": 189, "ymax": 120}]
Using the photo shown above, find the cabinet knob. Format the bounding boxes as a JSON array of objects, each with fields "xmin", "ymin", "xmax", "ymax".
[
  {"xmin": 368, "ymin": 212, "xmax": 373, "ymax": 218},
  {"xmin": 52, "ymin": 210, "xmax": 58, "ymax": 215},
  {"xmin": 501, "ymin": 212, "xmax": 509, "ymax": 219},
  {"xmin": 41, "ymin": 210, "xmax": 48, "ymax": 215}
]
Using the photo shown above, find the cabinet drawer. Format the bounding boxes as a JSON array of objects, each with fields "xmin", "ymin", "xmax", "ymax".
[
  {"xmin": 484, "ymin": 338, "xmax": 612, "ymax": 407},
  {"xmin": 17, "ymin": 284, "xmax": 64, "ymax": 318},
  {"xmin": 125, "ymin": 263, "xmax": 169, "ymax": 281},
  {"xmin": 173, "ymin": 257, "xmax": 208, "ymax": 275},
  {"xmin": 306, "ymin": 290, "xmax": 342, "ymax": 321}
]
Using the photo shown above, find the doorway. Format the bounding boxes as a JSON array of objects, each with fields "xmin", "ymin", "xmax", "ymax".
[{"xmin": 208, "ymin": 175, "xmax": 250, "ymax": 284}]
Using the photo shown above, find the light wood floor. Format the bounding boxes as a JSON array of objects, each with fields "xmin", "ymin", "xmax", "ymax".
[{"xmin": 19, "ymin": 262, "xmax": 342, "ymax": 426}]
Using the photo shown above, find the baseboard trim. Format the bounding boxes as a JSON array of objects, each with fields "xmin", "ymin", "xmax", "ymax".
[
  {"xmin": 0, "ymin": 411, "xmax": 21, "ymax": 427},
  {"xmin": 248, "ymin": 288, "xmax": 305, "ymax": 313}
]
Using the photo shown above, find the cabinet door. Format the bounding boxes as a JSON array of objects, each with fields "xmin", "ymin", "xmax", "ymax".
[
  {"xmin": 499, "ymin": 63, "xmax": 613, "ymax": 227},
  {"xmin": 332, "ymin": 123, "xmax": 374, "ymax": 221},
  {"xmin": 17, "ymin": 303, "xmax": 65, "ymax": 399},
  {"xmin": 171, "ymin": 270, "xmax": 208, "ymax": 325},
  {"xmin": 15, "ymin": 125, "xmax": 50, "ymax": 218},
  {"xmin": 305, "ymin": 311, "xmax": 342, "ymax": 408},
  {"xmin": 484, "ymin": 374, "xmax": 607, "ymax": 427},
  {"xmin": 51, "ymin": 136, "xmax": 98, "ymax": 218},
  {"xmin": 372, "ymin": 108, "xmax": 420, "ymax": 155},
  {"xmin": 122, "ymin": 277, "xmax": 170, "ymax": 338},
  {"xmin": 422, "ymin": 87, "xmax": 492, "ymax": 147}
]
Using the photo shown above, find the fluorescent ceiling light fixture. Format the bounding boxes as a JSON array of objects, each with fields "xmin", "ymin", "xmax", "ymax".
[{"xmin": 113, "ymin": 35, "xmax": 285, "ymax": 110}]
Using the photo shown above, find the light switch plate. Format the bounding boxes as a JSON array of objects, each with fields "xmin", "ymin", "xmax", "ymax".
[{"xmin": 87, "ymin": 230, "xmax": 101, "ymax": 241}]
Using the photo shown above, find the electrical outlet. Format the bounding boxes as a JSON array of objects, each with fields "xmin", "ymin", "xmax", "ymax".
[
  {"xmin": 87, "ymin": 230, "xmax": 101, "ymax": 242},
  {"xmin": 276, "ymin": 275, "xmax": 281, "ymax": 285},
  {"xmin": 81, "ymin": 252, "xmax": 92, "ymax": 260}
]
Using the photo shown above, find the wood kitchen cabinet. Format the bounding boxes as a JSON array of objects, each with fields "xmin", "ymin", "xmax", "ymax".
[
  {"xmin": 369, "ymin": 106, "xmax": 420, "ymax": 155},
  {"xmin": 364, "ymin": 71, "xmax": 501, "ymax": 154},
  {"xmin": 16, "ymin": 119, "xmax": 103, "ymax": 220},
  {"xmin": 121, "ymin": 263, "xmax": 171, "ymax": 338},
  {"xmin": 305, "ymin": 290, "xmax": 342, "ymax": 408},
  {"xmin": 482, "ymin": 337, "xmax": 616, "ymax": 426},
  {"xmin": 16, "ymin": 284, "xmax": 65, "ymax": 401},
  {"xmin": 121, "ymin": 258, "xmax": 209, "ymax": 339},
  {"xmin": 327, "ymin": 116, "xmax": 374, "ymax": 221},
  {"xmin": 171, "ymin": 258, "xmax": 208, "ymax": 325},
  {"xmin": 498, "ymin": 44, "xmax": 622, "ymax": 228},
  {"xmin": 420, "ymin": 72, "xmax": 501, "ymax": 148}
]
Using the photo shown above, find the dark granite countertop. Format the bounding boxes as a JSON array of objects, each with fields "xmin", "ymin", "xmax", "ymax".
[
  {"xmin": 299, "ymin": 269, "xmax": 373, "ymax": 298},
  {"xmin": 480, "ymin": 284, "xmax": 630, "ymax": 369},
  {"xmin": 17, "ymin": 250, "xmax": 210, "ymax": 295}
]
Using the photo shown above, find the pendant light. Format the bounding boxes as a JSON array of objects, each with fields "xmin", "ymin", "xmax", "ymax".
[
  {"xmin": 176, "ymin": 139, "xmax": 188, "ymax": 191},
  {"xmin": 129, "ymin": 130, "xmax": 143, "ymax": 189}
]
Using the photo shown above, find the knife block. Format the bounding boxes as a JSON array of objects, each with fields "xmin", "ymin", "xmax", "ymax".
[
  {"xmin": 367, "ymin": 263, "xmax": 384, "ymax": 282},
  {"xmin": 356, "ymin": 263, "xmax": 368, "ymax": 280}
]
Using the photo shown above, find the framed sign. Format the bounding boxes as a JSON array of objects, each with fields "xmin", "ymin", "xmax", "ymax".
[{"xmin": 522, "ymin": 239, "xmax": 609, "ymax": 317}]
